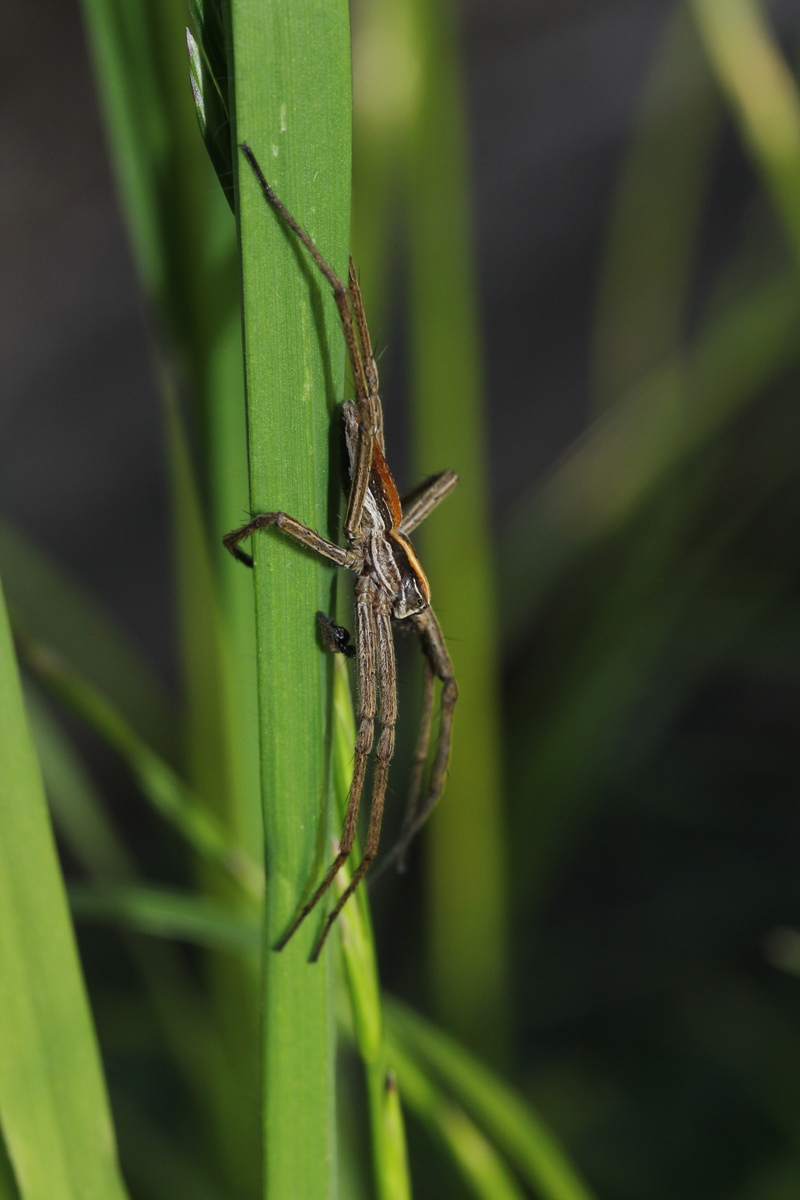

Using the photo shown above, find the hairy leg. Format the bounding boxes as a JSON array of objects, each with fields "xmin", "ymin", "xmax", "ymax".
[
  {"xmin": 310, "ymin": 602, "xmax": 397, "ymax": 961},
  {"xmin": 273, "ymin": 579, "xmax": 377, "ymax": 952},
  {"xmin": 399, "ymin": 471, "xmax": 459, "ymax": 535},
  {"xmin": 223, "ymin": 511, "xmax": 357, "ymax": 569},
  {"xmin": 371, "ymin": 607, "xmax": 456, "ymax": 881}
]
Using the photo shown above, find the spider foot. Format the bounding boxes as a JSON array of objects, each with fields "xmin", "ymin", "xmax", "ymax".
[{"xmin": 316, "ymin": 611, "xmax": 356, "ymax": 658}]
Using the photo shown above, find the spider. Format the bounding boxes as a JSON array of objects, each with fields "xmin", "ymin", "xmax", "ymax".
[{"xmin": 224, "ymin": 144, "xmax": 458, "ymax": 961}]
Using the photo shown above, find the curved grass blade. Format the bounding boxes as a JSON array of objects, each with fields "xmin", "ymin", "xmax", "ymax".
[
  {"xmin": 387, "ymin": 1001, "xmax": 598, "ymax": 1200},
  {"xmin": 24, "ymin": 683, "xmax": 133, "ymax": 881},
  {"xmin": 592, "ymin": 5, "xmax": 721, "ymax": 408},
  {"xmin": 70, "ymin": 884, "xmax": 260, "ymax": 953},
  {"xmin": 690, "ymin": 0, "xmax": 800, "ymax": 270},
  {"xmin": 0, "ymin": 1137, "xmax": 16, "ymax": 1200},
  {"xmin": 405, "ymin": 0, "xmax": 508, "ymax": 1063},
  {"xmin": 331, "ymin": 656, "xmax": 412, "ymax": 1200},
  {"xmin": 25, "ymin": 683, "xmax": 254, "ymax": 1188},
  {"xmin": 501, "ymin": 271, "xmax": 800, "ymax": 641},
  {"xmin": 0, "ymin": 574, "xmax": 129, "ymax": 1200},
  {"xmin": 387, "ymin": 1038, "xmax": 526, "ymax": 1200},
  {"xmin": 18, "ymin": 631, "xmax": 262, "ymax": 900}
]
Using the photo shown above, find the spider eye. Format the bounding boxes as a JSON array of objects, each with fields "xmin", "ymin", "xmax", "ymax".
[{"xmin": 393, "ymin": 578, "xmax": 429, "ymax": 620}]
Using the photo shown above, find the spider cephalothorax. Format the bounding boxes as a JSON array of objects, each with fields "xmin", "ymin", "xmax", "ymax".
[{"xmin": 224, "ymin": 145, "xmax": 458, "ymax": 961}]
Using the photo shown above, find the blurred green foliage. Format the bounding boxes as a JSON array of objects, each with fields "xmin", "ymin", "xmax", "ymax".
[{"xmin": 2, "ymin": 0, "xmax": 800, "ymax": 1198}]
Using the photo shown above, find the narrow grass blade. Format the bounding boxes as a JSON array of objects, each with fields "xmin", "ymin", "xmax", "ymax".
[
  {"xmin": 387, "ymin": 1039, "xmax": 526, "ymax": 1200},
  {"xmin": 0, "ymin": 1138, "xmax": 16, "ymax": 1200},
  {"xmin": 351, "ymin": 0, "xmax": 418, "ymax": 334},
  {"xmin": 165, "ymin": 391, "xmax": 262, "ymax": 864},
  {"xmin": 690, "ymin": 0, "xmax": 800, "ymax": 270},
  {"xmin": 376, "ymin": 1072, "xmax": 412, "ymax": 1200},
  {"xmin": 331, "ymin": 656, "xmax": 412, "ymax": 1200},
  {"xmin": 79, "ymin": 0, "xmax": 264, "ymax": 1190},
  {"xmin": 228, "ymin": 2, "xmax": 352, "ymax": 1195},
  {"xmin": 19, "ymin": 632, "xmax": 262, "ymax": 899},
  {"xmin": 501, "ymin": 271, "xmax": 800, "ymax": 640},
  {"xmin": 23, "ymin": 678, "xmax": 243, "ymax": 1147},
  {"xmin": 70, "ymin": 884, "xmax": 259, "ymax": 952},
  {"xmin": 388, "ymin": 1001, "xmax": 598, "ymax": 1200},
  {"xmin": 185, "ymin": 0, "xmax": 233, "ymax": 209},
  {"xmin": 24, "ymin": 684, "xmax": 133, "ymax": 881},
  {"xmin": 405, "ymin": 0, "xmax": 508, "ymax": 1063},
  {"xmin": 510, "ymin": 462, "xmax": 790, "ymax": 918},
  {"xmin": 592, "ymin": 5, "xmax": 721, "ymax": 407},
  {"xmin": 0, "ymin": 575, "xmax": 129, "ymax": 1200}
]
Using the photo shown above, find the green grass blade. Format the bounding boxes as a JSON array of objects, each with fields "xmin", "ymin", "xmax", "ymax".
[
  {"xmin": 501, "ymin": 271, "xmax": 800, "ymax": 639},
  {"xmin": 330, "ymin": 657, "xmax": 412, "ymax": 1200},
  {"xmin": 351, "ymin": 0, "xmax": 416, "ymax": 336},
  {"xmin": 24, "ymin": 685, "xmax": 133, "ymax": 881},
  {"xmin": 0, "ymin": 1137, "xmax": 17, "ymax": 1200},
  {"xmin": 592, "ymin": 5, "xmax": 721, "ymax": 407},
  {"xmin": 25, "ymin": 684, "xmax": 249, "ymax": 1152},
  {"xmin": 164, "ymin": 390, "xmax": 262, "ymax": 862},
  {"xmin": 405, "ymin": 0, "xmax": 508, "ymax": 1063},
  {"xmin": 0, "ymin": 575, "xmax": 129, "ymax": 1200},
  {"xmin": 388, "ymin": 1001, "xmax": 598, "ymax": 1200},
  {"xmin": 24, "ymin": 681, "xmax": 244, "ymax": 1148},
  {"xmin": 228, "ymin": 2, "xmax": 352, "ymax": 1195},
  {"xmin": 690, "ymin": 0, "xmax": 800, "ymax": 270},
  {"xmin": 70, "ymin": 884, "xmax": 260, "ymax": 952},
  {"xmin": 387, "ymin": 1039, "xmax": 526, "ymax": 1200},
  {"xmin": 19, "ymin": 632, "xmax": 262, "ymax": 898}
]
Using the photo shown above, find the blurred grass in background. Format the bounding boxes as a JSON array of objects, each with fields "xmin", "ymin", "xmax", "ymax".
[{"xmin": 2, "ymin": 0, "xmax": 800, "ymax": 1197}]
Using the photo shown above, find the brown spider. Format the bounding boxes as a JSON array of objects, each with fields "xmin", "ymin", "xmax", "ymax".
[{"xmin": 224, "ymin": 145, "xmax": 458, "ymax": 961}]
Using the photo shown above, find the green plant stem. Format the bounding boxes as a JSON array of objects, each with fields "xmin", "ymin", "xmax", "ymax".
[
  {"xmin": 331, "ymin": 657, "xmax": 412, "ymax": 1200},
  {"xmin": 0, "ymin": 575, "xmax": 129, "ymax": 1200},
  {"xmin": 591, "ymin": 5, "xmax": 720, "ymax": 408},
  {"xmin": 228, "ymin": 3, "xmax": 352, "ymax": 1196},
  {"xmin": 689, "ymin": 0, "xmax": 800, "ymax": 270},
  {"xmin": 387, "ymin": 1001, "xmax": 598, "ymax": 1200},
  {"xmin": 405, "ymin": 0, "xmax": 508, "ymax": 1061},
  {"xmin": 387, "ymin": 1040, "xmax": 525, "ymax": 1200},
  {"xmin": 18, "ymin": 632, "xmax": 261, "ymax": 898}
]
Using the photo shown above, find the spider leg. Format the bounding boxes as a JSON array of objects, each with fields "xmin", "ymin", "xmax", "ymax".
[
  {"xmin": 273, "ymin": 578, "xmax": 377, "ymax": 953},
  {"xmin": 241, "ymin": 145, "xmax": 370, "ymax": 403},
  {"xmin": 316, "ymin": 611, "xmax": 356, "ymax": 658},
  {"xmin": 240, "ymin": 146, "xmax": 380, "ymax": 537},
  {"xmin": 371, "ymin": 606, "xmax": 457, "ymax": 882},
  {"xmin": 393, "ymin": 655, "xmax": 436, "ymax": 874},
  {"xmin": 347, "ymin": 260, "xmax": 383, "ymax": 450},
  {"xmin": 223, "ymin": 512, "xmax": 357, "ymax": 569},
  {"xmin": 342, "ymin": 263, "xmax": 384, "ymax": 538},
  {"xmin": 343, "ymin": 407, "xmax": 375, "ymax": 540},
  {"xmin": 310, "ymin": 599, "xmax": 397, "ymax": 961},
  {"xmin": 399, "ymin": 471, "xmax": 459, "ymax": 535}
]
